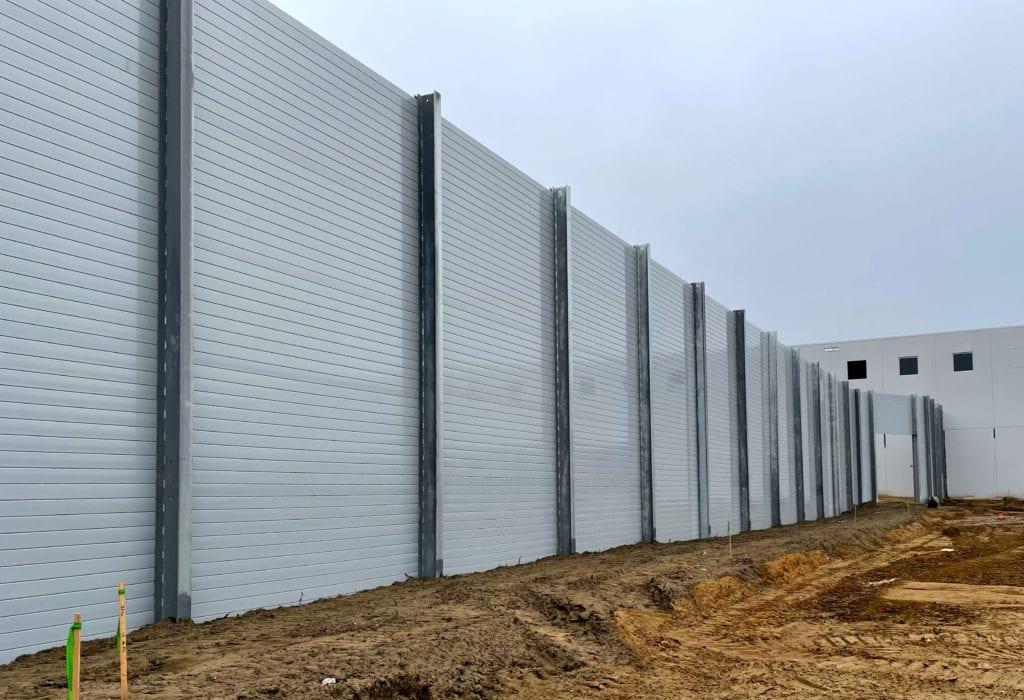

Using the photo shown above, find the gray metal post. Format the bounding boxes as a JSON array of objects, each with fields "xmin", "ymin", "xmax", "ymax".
[
  {"xmin": 552, "ymin": 186, "xmax": 576, "ymax": 555},
  {"xmin": 927, "ymin": 399, "xmax": 937, "ymax": 500},
  {"xmin": 853, "ymin": 389, "xmax": 863, "ymax": 505},
  {"xmin": 416, "ymin": 92, "xmax": 443, "ymax": 577},
  {"xmin": 934, "ymin": 401, "xmax": 941, "ymax": 499},
  {"xmin": 767, "ymin": 332, "xmax": 780, "ymax": 527},
  {"xmin": 910, "ymin": 394, "xmax": 922, "ymax": 503},
  {"xmin": 929, "ymin": 399, "xmax": 937, "ymax": 497},
  {"xmin": 732, "ymin": 310, "xmax": 750, "ymax": 532},
  {"xmin": 790, "ymin": 350, "xmax": 805, "ymax": 522},
  {"xmin": 868, "ymin": 390, "xmax": 878, "ymax": 502},
  {"xmin": 933, "ymin": 401, "xmax": 940, "ymax": 498},
  {"xmin": 691, "ymin": 283, "xmax": 710, "ymax": 538},
  {"xmin": 937, "ymin": 405, "xmax": 948, "ymax": 499},
  {"xmin": 923, "ymin": 398, "xmax": 932, "ymax": 500},
  {"xmin": 926, "ymin": 397, "xmax": 934, "ymax": 499},
  {"xmin": 635, "ymin": 245, "xmax": 655, "ymax": 542},
  {"xmin": 811, "ymin": 363, "xmax": 825, "ymax": 519},
  {"xmin": 841, "ymin": 381, "xmax": 854, "ymax": 512},
  {"xmin": 155, "ymin": 0, "xmax": 194, "ymax": 622}
]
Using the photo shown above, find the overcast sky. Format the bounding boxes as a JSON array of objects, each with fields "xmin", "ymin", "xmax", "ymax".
[{"xmin": 271, "ymin": 0, "xmax": 1023, "ymax": 346}]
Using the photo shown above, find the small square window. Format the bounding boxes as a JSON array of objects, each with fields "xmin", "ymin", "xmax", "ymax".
[
  {"xmin": 847, "ymin": 360, "xmax": 867, "ymax": 380},
  {"xmin": 953, "ymin": 352, "xmax": 973, "ymax": 372},
  {"xmin": 899, "ymin": 356, "xmax": 918, "ymax": 376}
]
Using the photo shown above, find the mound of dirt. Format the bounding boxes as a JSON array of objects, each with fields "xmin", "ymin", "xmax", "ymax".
[
  {"xmin": 762, "ymin": 550, "xmax": 830, "ymax": 583},
  {"xmin": 691, "ymin": 576, "xmax": 751, "ymax": 612},
  {"xmin": 886, "ymin": 521, "xmax": 927, "ymax": 542},
  {"xmin": 1001, "ymin": 496, "xmax": 1024, "ymax": 511}
]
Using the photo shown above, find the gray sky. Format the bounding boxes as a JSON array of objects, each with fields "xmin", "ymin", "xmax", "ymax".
[{"xmin": 271, "ymin": 0, "xmax": 1023, "ymax": 345}]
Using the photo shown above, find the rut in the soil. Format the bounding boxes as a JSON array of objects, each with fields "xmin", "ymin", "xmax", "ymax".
[{"xmin": 595, "ymin": 508, "xmax": 1024, "ymax": 699}]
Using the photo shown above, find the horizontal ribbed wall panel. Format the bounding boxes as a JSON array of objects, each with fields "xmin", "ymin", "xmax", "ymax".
[
  {"xmin": 705, "ymin": 296, "xmax": 735, "ymax": 536},
  {"xmin": 859, "ymin": 393, "xmax": 873, "ymax": 503},
  {"xmin": 571, "ymin": 209, "xmax": 641, "ymax": 552},
  {"xmin": 820, "ymin": 376, "xmax": 835, "ymax": 518},
  {"xmin": 0, "ymin": 0, "xmax": 159, "ymax": 663},
  {"xmin": 440, "ymin": 122, "xmax": 557, "ymax": 574},
  {"xmin": 648, "ymin": 261, "xmax": 698, "ymax": 542},
  {"xmin": 800, "ymin": 359, "xmax": 817, "ymax": 519},
  {"xmin": 873, "ymin": 393, "xmax": 914, "ymax": 435},
  {"xmin": 746, "ymin": 322, "xmax": 770, "ymax": 530},
  {"xmin": 782, "ymin": 343, "xmax": 798, "ymax": 523},
  {"xmin": 189, "ymin": 0, "xmax": 419, "ymax": 620},
  {"xmin": 836, "ymin": 384, "xmax": 849, "ymax": 511}
]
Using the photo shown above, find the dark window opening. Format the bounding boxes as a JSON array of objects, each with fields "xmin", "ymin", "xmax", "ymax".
[
  {"xmin": 953, "ymin": 352, "xmax": 974, "ymax": 372},
  {"xmin": 899, "ymin": 356, "xmax": 919, "ymax": 376},
  {"xmin": 847, "ymin": 359, "xmax": 867, "ymax": 380}
]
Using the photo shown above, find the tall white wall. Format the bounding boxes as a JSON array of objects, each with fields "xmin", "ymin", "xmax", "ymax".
[{"xmin": 798, "ymin": 325, "xmax": 1024, "ymax": 498}]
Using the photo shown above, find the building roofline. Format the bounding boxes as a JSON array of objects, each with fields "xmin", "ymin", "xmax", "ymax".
[{"xmin": 796, "ymin": 322, "xmax": 1024, "ymax": 348}]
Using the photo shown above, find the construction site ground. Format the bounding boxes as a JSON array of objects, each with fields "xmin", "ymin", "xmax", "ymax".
[{"xmin": 3, "ymin": 499, "xmax": 1024, "ymax": 699}]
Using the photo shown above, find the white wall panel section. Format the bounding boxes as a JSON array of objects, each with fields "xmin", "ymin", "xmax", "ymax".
[
  {"xmin": 570, "ymin": 209, "xmax": 641, "ymax": 551},
  {"xmin": 880, "ymin": 435, "xmax": 915, "ymax": 497},
  {"xmin": 836, "ymin": 385, "xmax": 848, "ymax": 511},
  {"xmin": 705, "ymin": 297, "xmax": 735, "ymax": 536},
  {"xmin": 992, "ymin": 327, "xmax": 1024, "ymax": 428},
  {"xmin": 820, "ymin": 376, "xmax": 834, "ymax": 518},
  {"xmin": 859, "ymin": 393, "xmax": 873, "ymax": 502},
  {"xmin": 648, "ymin": 262, "xmax": 698, "ymax": 541},
  {"xmin": 995, "ymin": 427, "xmax": 1024, "ymax": 497},
  {"xmin": 778, "ymin": 345, "xmax": 797, "ymax": 524},
  {"xmin": 848, "ymin": 390, "xmax": 861, "ymax": 505},
  {"xmin": 800, "ymin": 359, "xmax": 816, "ymax": 518},
  {"xmin": 189, "ymin": 0, "xmax": 420, "ymax": 620},
  {"xmin": 440, "ymin": 122, "xmax": 557, "ymax": 574},
  {"xmin": 745, "ymin": 322, "xmax": 770, "ymax": 530},
  {"xmin": 945, "ymin": 429, "xmax": 997, "ymax": 497},
  {"xmin": 0, "ymin": 0, "xmax": 160, "ymax": 663},
  {"xmin": 913, "ymin": 397, "xmax": 929, "ymax": 501},
  {"xmin": 992, "ymin": 327, "xmax": 1024, "ymax": 498},
  {"xmin": 879, "ymin": 336, "xmax": 936, "ymax": 399},
  {"xmin": 873, "ymin": 393, "xmax": 914, "ymax": 435},
  {"xmin": 930, "ymin": 331, "xmax": 993, "ymax": 430}
]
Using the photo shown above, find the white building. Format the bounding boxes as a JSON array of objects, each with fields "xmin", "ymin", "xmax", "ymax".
[{"xmin": 798, "ymin": 325, "xmax": 1024, "ymax": 499}]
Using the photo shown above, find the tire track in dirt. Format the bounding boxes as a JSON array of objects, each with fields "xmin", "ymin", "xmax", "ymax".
[{"xmin": 598, "ymin": 511, "xmax": 1024, "ymax": 698}]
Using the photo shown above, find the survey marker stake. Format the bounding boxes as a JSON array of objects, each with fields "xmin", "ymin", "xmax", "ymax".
[
  {"xmin": 118, "ymin": 582, "xmax": 128, "ymax": 699},
  {"xmin": 66, "ymin": 612, "xmax": 81, "ymax": 700}
]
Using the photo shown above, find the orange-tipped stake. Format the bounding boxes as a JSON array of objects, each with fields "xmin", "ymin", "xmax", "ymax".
[{"xmin": 118, "ymin": 582, "xmax": 128, "ymax": 699}]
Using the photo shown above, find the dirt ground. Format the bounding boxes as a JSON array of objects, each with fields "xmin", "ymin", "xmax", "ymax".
[{"xmin": 4, "ymin": 499, "xmax": 1024, "ymax": 699}]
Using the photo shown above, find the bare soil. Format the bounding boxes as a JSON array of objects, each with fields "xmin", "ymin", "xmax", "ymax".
[{"xmin": 3, "ymin": 500, "xmax": 1023, "ymax": 699}]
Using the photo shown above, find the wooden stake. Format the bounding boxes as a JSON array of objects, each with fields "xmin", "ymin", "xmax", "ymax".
[
  {"xmin": 727, "ymin": 521, "xmax": 733, "ymax": 559},
  {"xmin": 118, "ymin": 582, "xmax": 128, "ymax": 700},
  {"xmin": 72, "ymin": 612, "xmax": 81, "ymax": 700},
  {"xmin": 854, "ymin": 505, "xmax": 858, "ymax": 523}
]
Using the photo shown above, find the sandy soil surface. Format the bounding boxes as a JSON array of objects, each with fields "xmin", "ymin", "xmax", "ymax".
[{"xmin": 3, "ymin": 500, "xmax": 1023, "ymax": 699}]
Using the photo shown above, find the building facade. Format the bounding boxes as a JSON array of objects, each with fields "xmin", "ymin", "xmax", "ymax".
[{"xmin": 798, "ymin": 325, "xmax": 1024, "ymax": 499}]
